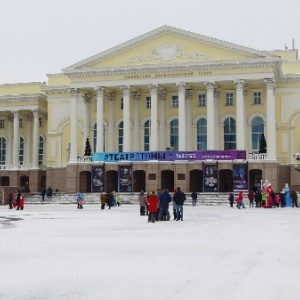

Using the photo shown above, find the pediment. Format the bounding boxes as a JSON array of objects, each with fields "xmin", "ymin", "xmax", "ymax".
[{"xmin": 63, "ymin": 25, "xmax": 275, "ymax": 73}]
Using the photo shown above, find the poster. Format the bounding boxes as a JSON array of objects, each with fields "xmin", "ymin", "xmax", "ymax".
[
  {"xmin": 233, "ymin": 163, "xmax": 248, "ymax": 190},
  {"xmin": 118, "ymin": 165, "xmax": 132, "ymax": 192},
  {"xmin": 91, "ymin": 165, "xmax": 105, "ymax": 192},
  {"xmin": 203, "ymin": 163, "xmax": 218, "ymax": 192}
]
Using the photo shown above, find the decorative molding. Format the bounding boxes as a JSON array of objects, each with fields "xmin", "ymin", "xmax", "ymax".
[
  {"xmin": 83, "ymin": 93, "xmax": 92, "ymax": 103},
  {"xmin": 0, "ymin": 93, "xmax": 47, "ymax": 103},
  {"xmin": 132, "ymin": 91, "xmax": 141, "ymax": 101},
  {"xmin": 107, "ymin": 92, "xmax": 116, "ymax": 102},
  {"xmin": 158, "ymin": 90, "xmax": 166, "ymax": 101},
  {"xmin": 121, "ymin": 86, "xmax": 131, "ymax": 96},
  {"xmin": 185, "ymin": 89, "xmax": 194, "ymax": 100},
  {"xmin": 43, "ymin": 87, "xmax": 70, "ymax": 95}
]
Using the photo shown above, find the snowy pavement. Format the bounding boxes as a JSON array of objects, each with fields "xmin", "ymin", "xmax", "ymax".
[{"xmin": 1, "ymin": 204, "xmax": 300, "ymax": 300}]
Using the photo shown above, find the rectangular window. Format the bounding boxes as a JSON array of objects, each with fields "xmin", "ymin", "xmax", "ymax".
[
  {"xmin": 198, "ymin": 94, "xmax": 206, "ymax": 107},
  {"xmin": 120, "ymin": 98, "xmax": 123, "ymax": 110},
  {"xmin": 225, "ymin": 93, "xmax": 234, "ymax": 106},
  {"xmin": 172, "ymin": 95, "xmax": 178, "ymax": 108},
  {"xmin": 19, "ymin": 118, "xmax": 23, "ymax": 128},
  {"xmin": 0, "ymin": 119, "xmax": 5, "ymax": 129},
  {"xmin": 39, "ymin": 117, "xmax": 42, "ymax": 127},
  {"xmin": 253, "ymin": 91, "xmax": 261, "ymax": 105},
  {"xmin": 146, "ymin": 96, "xmax": 151, "ymax": 109}
]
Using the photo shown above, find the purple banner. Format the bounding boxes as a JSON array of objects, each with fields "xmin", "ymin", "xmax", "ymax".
[
  {"xmin": 233, "ymin": 163, "xmax": 248, "ymax": 190},
  {"xmin": 91, "ymin": 165, "xmax": 105, "ymax": 192},
  {"xmin": 118, "ymin": 165, "xmax": 132, "ymax": 192},
  {"xmin": 92, "ymin": 150, "xmax": 246, "ymax": 162},
  {"xmin": 203, "ymin": 164, "xmax": 218, "ymax": 192}
]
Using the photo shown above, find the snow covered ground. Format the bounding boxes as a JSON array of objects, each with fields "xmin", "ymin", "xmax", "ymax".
[{"xmin": 1, "ymin": 204, "xmax": 300, "ymax": 300}]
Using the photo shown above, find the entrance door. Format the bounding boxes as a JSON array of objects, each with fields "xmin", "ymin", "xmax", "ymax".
[{"xmin": 161, "ymin": 170, "xmax": 174, "ymax": 192}]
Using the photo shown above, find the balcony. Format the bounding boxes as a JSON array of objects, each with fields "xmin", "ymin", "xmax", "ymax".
[
  {"xmin": 247, "ymin": 153, "xmax": 268, "ymax": 160},
  {"xmin": 77, "ymin": 156, "xmax": 92, "ymax": 163}
]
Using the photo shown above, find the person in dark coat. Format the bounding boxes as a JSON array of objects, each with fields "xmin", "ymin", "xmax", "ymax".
[
  {"xmin": 106, "ymin": 192, "xmax": 112, "ymax": 209},
  {"xmin": 228, "ymin": 192, "xmax": 234, "ymax": 207},
  {"xmin": 16, "ymin": 190, "xmax": 21, "ymax": 210},
  {"xmin": 191, "ymin": 191, "xmax": 198, "ymax": 206},
  {"xmin": 8, "ymin": 192, "xmax": 14, "ymax": 209},
  {"xmin": 290, "ymin": 190, "xmax": 299, "ymax": 207},
  {"xmin": 255, "ymin": 190, "xmax": 262, "ymax": 207},
  {"xmin": 158, "ymin": 189, "xmax": 171, "ymax": 221},
  {"xmin": 41, "ymin": 188, "xmax": 46, "ymax": 201},
  {"xmin": 173, "ymin": 187, "xmax": 186, "ymax": 221}
]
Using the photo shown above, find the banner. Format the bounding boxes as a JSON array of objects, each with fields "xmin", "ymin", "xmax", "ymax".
[
  {"xmin": 91, "ymin": 165, "xmax": 105, "ymax": 192},
  {"xmin": 233, "ymin": 163, "xmax": 248, "ymax": 190},
  {"xmin": 118, "ymin": 165, "xmax": 132, "ymax": 192},
  {"xmin": 203, "ymin": 163, "xmax": 218, "ymax": 192},
  {"xmin": 92, "ymin": 150, "xmax": 246, "ymax": 162}
]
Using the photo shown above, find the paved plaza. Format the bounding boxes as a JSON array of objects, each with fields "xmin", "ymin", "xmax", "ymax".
[{"xmin": 1, "ymin": 204, "xmax": 300, "ymax": 300}]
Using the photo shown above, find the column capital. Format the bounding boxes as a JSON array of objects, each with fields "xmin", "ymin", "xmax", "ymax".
[
  {"xmin": 158, "ymin": 90, "xmax": 166, "ymax": 101},
  {"xmin": 148, "ymin": 84, "xmax": 158, "ymax": 94},
  {"xmin": 95, "ymin": 87, "xmax": 105, "ymax": 96},
  {"xmin": 70, "ymin": 88, "xmax": 79, "ymax": 97},
  {"xmin": 107, "ymin": 92, "xmax": 116, "ymax": 102},
  {"xmin": 176, "ymin": 82, "xmax": 186, "ymax": 92},
  {"xmin": 83, "ymin": 93, "xmax": 92, "ymax": 104},
  {"xmin": 11, "ymin": 110, "xmax": 20, "ymax": 117},
  {"xmin": 32, "ymin": 109, "xmax": 40, "ymax": 117},
  {"xmin": 121, "ymin": 86, "xmax": 131, "ymax": 96},
  {"xmin": 205, "ymin": 81, "xmax": 215, "ymax": 92},
  {"xmin": 264, "ymin": 79, "xmax": 276, "ymax": 90},
  {"xmin": 234, "ymin": 80, "xmax": 245, "ymax": 91}
]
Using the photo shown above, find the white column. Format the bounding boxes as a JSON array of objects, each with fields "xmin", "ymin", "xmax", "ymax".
[
  {"xmin": 95, "ymin": 88, "xmax": 104, "ymax": 152},
  {"xmin": 214, "ymin": 89, "xmax": 220, "ymax": 150},
  {"xmin": 177, "ymin": 82, "xmax": 186, "ymax": 151},
  {"xmin": 185, "ymin": 89, "xmax": 193, "ymax": 150},
  {"xmin": 107, "ymin": 92, "xmax": 115, "ymax": 152},
  {"xmin": 205, "ymin": 82, "xmax": 216, "ymax": 150},
  {"xmin": 235, "ymin": 80, "xmax": 246, "ymax": 150},
  {"xmin": 159, "ymin": 90, "xmax": 166, "ymax": 151},
  {"xmin": 26, "ymin": 115, "xmax": 32, "ymax": 167},
  {"xmin": 133, "ymin": 92, "xmax": 140, "ymax": 151},
  {"xmin": 121, "ymin": 86, "xmax": 131, "ymax": 152},
  {"xmin": 149, "ymin": 85, "xmax": 158, "ymax": 151},
  {"xmin": 265, "ymin": 79, "xmax": 277, "ymax": 160},
  {"xmin": 32, "ymin": 109, "xmax": 39, "ymax": 168},
  {"xmin": 6, "ymin": 115, "xmax": 13, "ymax": 166},
  {"xmin": 70, "ymin": 88, "xmax": 78, "ymax": 163},
  {"xmin": 83, "ymin": 93, "xmax": 91, "ymax": 151},
  {"xmin": 12, "ymin": 110, "xmax": 19, "ymax": 168}
]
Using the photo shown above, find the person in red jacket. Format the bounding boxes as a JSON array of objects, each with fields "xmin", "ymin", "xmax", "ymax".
[{"xmin": 146, "ymin": 191, "xmax": 159, "ymax": 223}]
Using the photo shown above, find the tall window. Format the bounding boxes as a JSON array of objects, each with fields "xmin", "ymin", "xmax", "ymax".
[
  {"xmin": 144, "ymin": 120, "xmax": 151, "ymax": 151},
  {"xmin": 197, "ymin": 118, "xmax": 207, "ymax": 150},
  {"xmin": 224, "ymin": 117, "xmax": 236, "ymax": 150},
  {"xmin": 19, "ymin": 118, "xmax": 23, "ymax": 128},
  {"xmin": 225, "ymin": 92, "xmax": 234, "ymax": 106},
  {"xmin": 93, "ymin": 123, "xmax": 106, "ymax": 152},
  {"xmin": 118, "ymin": 121, "xmax": 123, "ymax": 152},
  {"xmin": 251, "ymin": 117, "xmax": 264, "ymax": 152},
  {"xmin": 120, "ymin": 98, "xmax": 124, "ymax": 110},
  {"xmin": 253, "ymin": 91, "xmax": 262, "ymax": 105},
  {"xmin": 146, "ymin": 96, "xmax": 151, "ymax": 109},
  {"xmin": 198, "ymin": 94, "xmax": 206, "ymax": 107},
  {"xmin": 19, "ymin": 137, "xmax": 24, "ymax": 165},
  {"xmin": 171, "ymin": 95, "xmax": 178, "ymax": 108},
  {"xmin": 170, "ymin": 119, "xmax": 179, "ymax": 150},
  {"xmin": 0, "ymin": 137, "xmax": 6, "ymax": 165},
  {"xmin": 0, "ymin": 119, "xmax": 5, "ymax": 129},
  {"xmin": 39, "ymin": 136, "xmax": 44, "ymax": 165}
]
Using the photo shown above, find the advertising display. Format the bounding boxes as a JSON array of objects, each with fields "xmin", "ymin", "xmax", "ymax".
[
  {"xmin": 233, "ymin": 163, "xmax": 248, "ymax": 190},
  {"xmin": 203, "ymin": 163, "xmax": 218, "ymax": 192}
]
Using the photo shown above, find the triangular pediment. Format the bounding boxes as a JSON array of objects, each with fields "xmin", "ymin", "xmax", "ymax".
[{"xmin": 63, "ymin": 25, "xmax": 276, "ymax": 73}]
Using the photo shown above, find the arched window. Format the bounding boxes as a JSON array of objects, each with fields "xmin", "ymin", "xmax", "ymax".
[
  {"xmin": 0, "ymin": 137, "xmax": 6, "ymax": 165},
  {"xmin": 197, "ymin": 118, "xmax": 207, "ymax": 150},
  {"xmin": 224, "ymin": 117, "xmax": 236, "ymax": 150},
  {"xmin": 170, "ymin": 119, "xmax": 179, "ymax": 150},
  {"xmin": 19, "ymin": 137, "xmax": 24, "ymax": 165},
  {"xmin": 39, "ymin": 136, "xmax": 44, "ymax": 166},
  {"xmin": 118, "ymin": 121, "xmax": 123, "ymax": 152},
  {"xmin": 93, "ymin": 123, "xmax": 106, "ymax": 153},
  {"xmin": 144, "ymin": 120, "xmax": 151, "ymax": 151},
  {"xmin": 251, "ymin": 116, "xmax": 264, "ymax": 152}
]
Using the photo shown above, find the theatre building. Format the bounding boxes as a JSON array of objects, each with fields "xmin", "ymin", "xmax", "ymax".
[{"xmin": 1, "ymin": 25, "xmax": 300, "ymax": 194}]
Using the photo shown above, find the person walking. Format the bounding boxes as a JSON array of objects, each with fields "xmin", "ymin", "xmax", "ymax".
[
  {"xmin": 290, "ymin": 190, "xmax": 299, "ymax": 207},
  {"xmin": 147, "ymin": 191, "xmax": 159, "ymax": 223},
  {"xmin": 248, "ymin": 190, "xmax": 255, "ymax": 208},
  {"xmin": 173, "ymin": 187, "xmax": 186, "ymax": 221},
  {"xmin": 228, "ymin": 192, "xmax": 234, "ymax": 207},
  {"xmin": 16, "ymin": 189, "xmax": 21, "ymax": 210},
  {"xmin": 41, "ymin": 188, "xmax": 46, "ymax": 201},
  {"xmin": 138, "ymin": 190, "xmax": 147, "ymax": 215},
  {"xmin": 236, "ymin": 191, "xmax": 245, "ymax": 209},
  {"xmin": 8, "ymin": 192, "xmax": 14, "ymax": 209},
  {"xmin": 191, "ymin": 191, "xmax": 198, "ymax": 207},
  {"xmin": 100, "ymin": 192, "xmax": 106, "ymax": 209},
  {"xmin": 158, "ymin": 189, "xmax": 171, "ymax": 221}
]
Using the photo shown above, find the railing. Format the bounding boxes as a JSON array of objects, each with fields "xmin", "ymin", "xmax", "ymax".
[
  {"xmin": 77, "ymin": 156, "xmax": 92, "ymax": 163},
  {"xmin": 248, "ymin": 153, "xmax": 268, "ymax": 160}
]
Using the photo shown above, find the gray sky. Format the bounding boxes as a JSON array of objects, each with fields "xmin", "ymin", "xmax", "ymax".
[{"xmin": 1, "ymin": 0, "xmax": 299, "ymax": 84}]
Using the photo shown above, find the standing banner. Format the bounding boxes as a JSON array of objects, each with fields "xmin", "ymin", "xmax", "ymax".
[
  {"xmin": 203, "ymin": 163, "xmax": 218, "ymax": 192},
  {"xmin": 91, "ymin": 165, "xmax": 105, "ymax": 192},
  {"xmin": 118, "ymin": 165, "xmax": 132, "ymax": 192},
  {"xmin": 233, "ymin": 163, "xmax": 248, "ymax": 190}
]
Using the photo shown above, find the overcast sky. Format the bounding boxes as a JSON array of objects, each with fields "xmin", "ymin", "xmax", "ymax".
[{"xmin": 1, "ymin": 0, "xmax": 299, "ymax": 84}]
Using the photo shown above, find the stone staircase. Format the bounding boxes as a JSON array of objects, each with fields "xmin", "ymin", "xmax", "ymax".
[{"xmin": 16, "ymin": 192, "xmax": 234, "ymax": 206}]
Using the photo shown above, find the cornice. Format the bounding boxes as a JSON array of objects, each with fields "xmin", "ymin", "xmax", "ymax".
[
  {"xmin": 64, "ymin": 58, "xmax": 280, "ymax": 79},
  {"xmin": 43, "ymin": 86, "xmax": 70, "ymax": 95},
  {"xmin": 0, "ymin": 93, "xmax": 47, "ymax": 103},
  {"xmin": 277, "ymin": 75, "xmax": 300, "ymax": 84}
]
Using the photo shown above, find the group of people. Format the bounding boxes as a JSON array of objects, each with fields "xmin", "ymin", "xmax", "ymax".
[
  {"xmin": 100, "ymin": 191, "xmax": 120, "ymax": 209},
  {"xmin": 41, "ymin": 187, "xmax": 53, "ymax": 200},
  {"xmin": 8, "ymin": 190, "xmax": 24, "ymax": 210},
  {"xmin": 229, "ymin": 180, "xmax": 299, "ymax": 209},
  {"xmin": 138, "ymin": 187, "xmax": 186, "ymax": 223}
]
